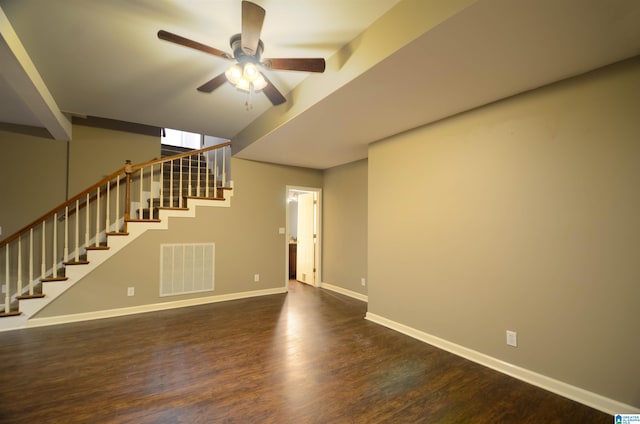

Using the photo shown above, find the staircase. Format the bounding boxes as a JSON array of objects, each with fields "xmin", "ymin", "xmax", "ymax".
[
  {"xmin": 0, "ymin": 142, "xmax": 232, "ymax": 331},
  {"xmin": 139, "ymin": 145, "xmax": 228, "ymax": 218}
]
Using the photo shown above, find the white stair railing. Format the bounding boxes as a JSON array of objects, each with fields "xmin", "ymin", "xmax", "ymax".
[{"xmin": 0, "ymin": 142, "xmax": 231, "ymax": 316}]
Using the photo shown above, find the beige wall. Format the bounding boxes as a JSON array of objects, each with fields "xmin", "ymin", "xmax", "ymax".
[
  {"xmin": 322, "ymin": 159, "xmax": 368, "ymax": 294},
  {"xmin": 68, "ymin": 124, "xmax": 160, "ymax": 196},
  {"xmin": 368, "ymin": 57, "xmax": 640, "ymax": 407},
  {"xmin": 0, "ymin": 130, "xmax": 68, "ymax": 237},
  {"xmin": 36, "ymin": 158, "xmax": 323, "ymax": 317}
]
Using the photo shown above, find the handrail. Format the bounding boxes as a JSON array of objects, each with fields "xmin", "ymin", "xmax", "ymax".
[
  {"xmin": 0, "ymin": 142, "xmax": 232, "ymax": 249},
  {"xmin": 0, "ymin": 165, "xmax": 126, "ymax": 249}
]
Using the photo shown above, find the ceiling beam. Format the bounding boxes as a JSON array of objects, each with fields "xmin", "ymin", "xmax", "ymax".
[{"xmin": 0, "ymin": 6, "xmax": 71, "ymax": 141}]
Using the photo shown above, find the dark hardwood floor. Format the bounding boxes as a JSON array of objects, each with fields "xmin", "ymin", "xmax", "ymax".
[{"xmin": 0, "ymin": 281, "xmax": 610, "ymax": 423}]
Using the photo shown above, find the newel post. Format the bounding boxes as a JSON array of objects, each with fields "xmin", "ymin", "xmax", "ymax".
[{"xmin": 124, "ymin": 160, "xmax": 132, "ymax": 222}]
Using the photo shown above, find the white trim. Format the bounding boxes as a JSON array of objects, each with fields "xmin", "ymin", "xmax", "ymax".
[
  {"xmin": 321, "ymin": 282, "xmax": 368, "ymax": 302},
  {"xmin": 365, "ymin": 312, "xmax": 639, "ymax": 415},
  {"xmin": 25, "ymin": 287, "xmax": 287, "ymax": 329}
]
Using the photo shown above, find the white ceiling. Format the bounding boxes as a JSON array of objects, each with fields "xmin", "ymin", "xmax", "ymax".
[{"xmin": 1, "ymin": 0, "xmax": 639, "ymax": 169}]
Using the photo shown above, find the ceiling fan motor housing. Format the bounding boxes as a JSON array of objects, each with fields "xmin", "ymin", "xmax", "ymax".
[{"xmin": 230, "ymin": 33, "xmax": 264, "ymax": 64}]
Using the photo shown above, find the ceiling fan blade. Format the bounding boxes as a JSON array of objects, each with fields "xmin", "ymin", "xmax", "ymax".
[
  {"xmin": 241, "ymin": 1, "xmax": 265, "ymax": 55},
  {"xmin": 197, "ymin": 73, "xmax": 228, "ymax": 93},
  {"xmin": 260, "ymin": 73, "xmax": 286, "ymax": 106},
  {"xmin": 262, "ymin": 58, "xmax": 326, "ymax": 73},
  {"xmin": 158, "ymin": 30, "xmax": 232, "ymax": 60}
]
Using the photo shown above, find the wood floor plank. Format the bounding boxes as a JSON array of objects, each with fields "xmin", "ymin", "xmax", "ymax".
[{"xmin": 0, "ymin": 281, "xmax": 610, "ymax": 423}]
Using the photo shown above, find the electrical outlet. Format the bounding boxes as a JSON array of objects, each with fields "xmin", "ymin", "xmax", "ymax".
[
  {"xmin": 278, "ymin": 227, "xmax": 285, "ymax": 234},
  {"xmin": 506, "ymin": 330, "xmax": 517, "ymax": 347},
  {"xmin": 254, "ymin": 274, "xmax": 260, "ymax": 282},
  {"xmin": 361, "ymin": 278, "xmax": 366, "ymax": 287},
  {"xmin": 127, "ymin": 287, "xmax": 135, "ymax": 296},
  {"xmin": 0, "ymin": 226, "xmax": 2, "ymax": 235}
]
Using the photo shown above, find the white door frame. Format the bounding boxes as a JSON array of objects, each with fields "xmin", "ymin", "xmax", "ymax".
[{"xmin": 285, "ymin": 185, "xmax": 322, "ymax": 288}]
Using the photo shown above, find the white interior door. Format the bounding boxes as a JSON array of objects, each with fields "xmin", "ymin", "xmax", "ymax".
[{"xmin": 296, "ymin": 192, "xmax": 316, "ymax": 285}]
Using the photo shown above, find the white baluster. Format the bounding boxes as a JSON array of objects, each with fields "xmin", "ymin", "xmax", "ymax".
[
  {"xmin": 214, "ymin": 149, "xmax": 218, "ymax": 197},
  {"xmin": 159, "ymin": 162, "xmax": 164, "ymax": 209},
  {"xmin": 17, "ymin": 237, "xmax": 22, "ymax": 296},
  {"xmin": 85, "ymin": 193, "xmax": 90, "ymax": 251},
  {"xmin": 205, "ymin": 151, "xmax": 210, "ymax": 198},
  {"xmin": 197, "ymin": 153, "xmax": 201, "ymax": 197},
  {"xmin": 41, "ymin": 220, "xmax": 46, "ymax": 278},
  {"xmin": 149, "ymin": 164, "xmax": 154, "ymax": 219},
  {"xmin": 188, "ymin": 156, "xmax": 192, "ymax": 197},
  {"xmin": 222, "ymin": 147, "xmax": 227, "ymax": 187},
  {"xmin": 169, "ymin": 160, "xmax": 174, "ymax": 208},
  {"xmin": 95, "ymin": 186, "xmax": 100, "ymax": 247},
  {"xmin": 105, "ymin": 180, "xmax": 111, "ymax": 233},
  {"xmin": 74, "ymin": 200, "xmax": 79, "ymax": 262},
  {"xmin": 139, "ymin": 168, "xmax": 144, "ymax": 219},
  {"xmin": 64, "ymin": 206, "xmax": 69, "ymax": 261},
  {"xmin": 116, "ymin": 176, "xmax": 120, "ymax": 231},
  {"xmin": 4, "ymin": 245, "xmax": 9, "ymax": 313},
  {"xmin": 53, "ymin": 213, "xmax": 58, "ymax": 278},
  {"xmin": 29, "ymin": 228, "xmax": 34, "ymax": 295},
  {"xmin": 179, "ymin": 158, "xmax": 183, "ymax": 208}
]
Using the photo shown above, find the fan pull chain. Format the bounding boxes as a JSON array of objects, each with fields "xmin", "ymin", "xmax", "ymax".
[{"xmin": 245, "ymin": 84, "xmax": 254, "ymax": 111}]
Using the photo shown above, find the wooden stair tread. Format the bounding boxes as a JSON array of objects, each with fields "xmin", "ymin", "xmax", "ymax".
[
  {"xmin": 0, "ymin": 311, "xmax": 21, "ymax": 318},
  {"xmin": 106, "ymin": 231, "xmax": 129, "ymax": 236},
  {"xmin": 157, "ymin": 207, "xmax": 189, "ymax": 211},
  {"xmin": 125, "ymin": 219, "xmax": 161, "ymax": 223},
  {"xmin": 41, "ymin": 276, "xmax": 68, "ymax": 282},
  {"xmin": 64, "ymin": 260, "xmax": 90, "ymax": 265},
  {"xmin": 86, "ymin": 245, "xmax": 110, "ymax": 251},
  {"xmin": 185, "ymin": 196, "xmax": 225, "ymax": 201},
  {"xmin": 17, "ymin": 293, "xmax": 45, "ymax": 300}
]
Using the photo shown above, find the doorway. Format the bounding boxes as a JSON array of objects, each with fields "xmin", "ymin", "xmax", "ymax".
[{"xmin": 286, "ymin": 186, "xmax": 322, "ymax": 287}]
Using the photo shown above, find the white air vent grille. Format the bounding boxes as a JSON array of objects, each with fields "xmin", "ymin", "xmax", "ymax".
[{"xmin": 160, "ymin": 243, "xmax": 214, "ymax": 297}]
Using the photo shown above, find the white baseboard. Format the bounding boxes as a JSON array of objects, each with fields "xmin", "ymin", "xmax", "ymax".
[
  {"xmin": 26, "ymin": 287, "xmax": 286, "ymax": 329},
  {"xmin": 321, "ymin": 282, "xmax": 368, "ymax": 302},
  {"xmin": 365, "ymin": 312, "xmax": 639, "ymax": 415}
]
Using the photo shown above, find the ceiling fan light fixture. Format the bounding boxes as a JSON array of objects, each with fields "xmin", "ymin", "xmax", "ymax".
[
  {"xmin": 227, "ymin": 62, "xmax": 267, "ymax": 93},
  {"xmin": 243, "ymin": 62, "xmax": 260, "ymax": 82},
  {"xmin": 252, "ymin": 74, "xmax": 267, "ymax": 91},
  {"xmin": 235, "ymin": 78, "xmax": 251, "ymax": 92},
  {"xmin": 225, "ymin": 64, "xmax": 243, "ymax": 85}
]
